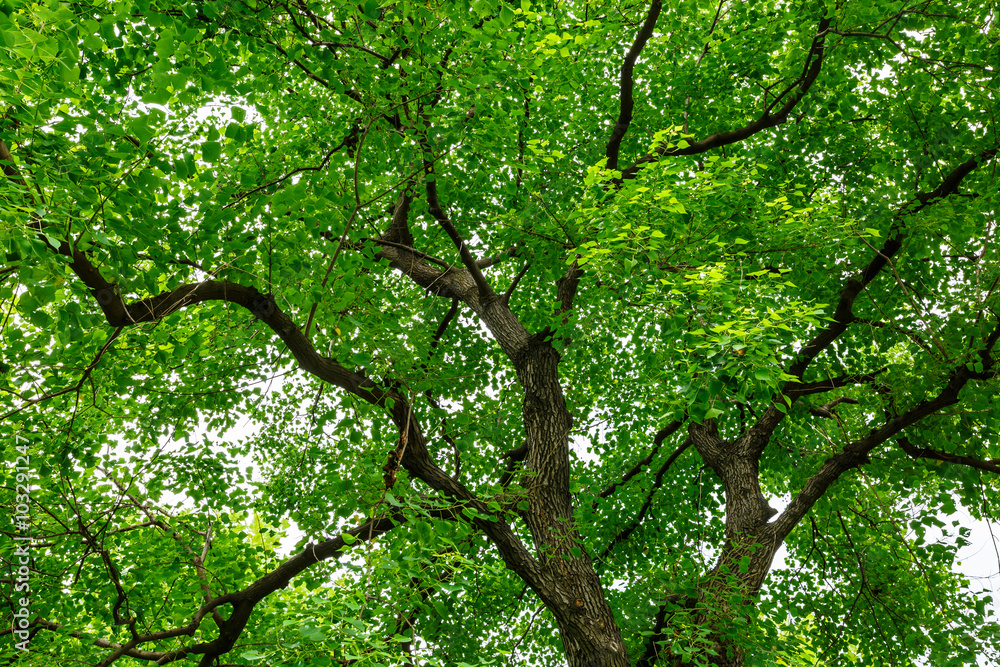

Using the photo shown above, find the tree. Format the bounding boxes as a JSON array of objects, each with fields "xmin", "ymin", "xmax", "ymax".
[{"xmin": 1, "ymin": 0, "xmax": 998, "ymax": 665}]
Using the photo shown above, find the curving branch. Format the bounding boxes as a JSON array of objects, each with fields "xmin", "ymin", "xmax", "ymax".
[
  {"xmin": 17, "ymin": 159, "xmax": 545, "ymax": 658},
  {"xmin": 502, "ymin": 261, "xmax": 532, "ymax": 305},
  {"xmin": 599, "ymin": 420, "xmax": 683, "ymax": 500},
  {"xmin": 597, "ymin": 436, "xmax": 692, "ymax": 563},
  {"xmin": 897, "ymin": 436, "xmax": 1000, "ymax": 475},
  {"xmin": 738, "ymin": 146, "xmax": 999, "ymax": 453},
  {"xmin": 769, "ymin": 318, "xmax": 1000, "ymax": 543},
  {"xmin": 619, "ymin": 16, "xmax": 832, "ymax": 180},
  {"xmin": 3, "ymin": 619, "xmax": 166, "ymax": 663},
  {"xmin": 225, "ymin": 128, "xmax": 360, "ymax": 208},
  {"xmin": 67, "ymin": 275, "xmax": 534, "ymax": 563},
  {"xmin": 27, "ymin": 513, "xmax": 406, "ymax": 666},
  {"xmin": 0, "ymin": 327, "xmax": 122, "ymax": 421},
  {"xmin": 604, "ymin": 0, "xmax": 663, "ymax": 171}
]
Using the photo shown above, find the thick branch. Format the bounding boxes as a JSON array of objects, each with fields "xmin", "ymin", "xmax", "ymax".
[
  {"xmin": 426, "ymin": 177, "xmax": 495, "ymax": 299},
  {"xmin": 619, "ymin": 16, "xmax": 832, "ymax": 180},
  {"xmin": 375, "ymin": 227, "xmax": 533, "ymax": 362},
  {"xmin": 604, "ymin": 0, "xmax": 663, "ymax": 171},
  {"xmin": 497, "ymin": 442, "xmax": 529, "ymax": 488},
  {"xmin": 555, "ymin": 261, "xmax": 584, "ymax": 318},
  {"xmin": 897, "ymin": 436, "xmax": 1000, "ymax": 475},
  {"xmin": 38, "ymin": 203, "xmax": 544, "ymax": 661},
  {"xmin": 383, "ymin": 187, "xmax": 415, "ymax": 247},
  {"xmin": 79, "ymin": 279, "xmax": 534, "ymax": 562},
  {"xmin": 769, "ymin": 320, "xmax": 1000, "ymax": 543}
]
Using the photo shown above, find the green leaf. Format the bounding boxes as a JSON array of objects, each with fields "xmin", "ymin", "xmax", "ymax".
[{"xmin": 202, "ymin": 141, "xmax": 221, "ymax": 162}]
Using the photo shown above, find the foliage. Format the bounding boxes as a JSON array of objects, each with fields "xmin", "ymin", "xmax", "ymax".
[{"xmin": 1, "ymin": 0, "xmax": 999, "ymax": 665}]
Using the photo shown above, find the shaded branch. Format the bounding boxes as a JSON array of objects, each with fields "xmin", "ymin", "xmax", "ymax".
[
  {"xmin": 555, "ymin": 261, "xmax": 584, "ymax": 318},
  {"xmin": 265, "ymin": 37, "xmax": 332, "ymax": 89},
  {"xmin": 282, "ymin": 1, "xmax": 390, "ymax": 63},
  {"xmin": 808, "ymin": 396, "xmax": 859, "ymax": 421},
  {"xmin": 738, "ymin": 146, "xmax": 999, "ymax": 454},
  {"xmin": 47, "ymin": 227, "xmax": 542, "ymax": 665},
  {"xmin": 502, "ymin": 262, "xmax": 531, "ymax": 305},
  {"xmin": 599, "ymin": 420, "xmax": 683, "ymax": 500},
  {"xmin": 384, "ymin": 187, "xmax": 415, "ymax": 247},
  {"xmin": 619, "ymin": 16, "xmax": 832, "ymax": 180},
  {"xmin": 497, "ymin": 442, "xmax": 529, "ymax": 488},
  {"xmin": 789, "ymin": 146, "xmax": 998, "ymax": 382},
  {"xmin": 636, "ymin": 594, "xmax": 694, "ymax": 667},
  {"xmin": 855, "ymin": 317, "xmax": 935, "ymax": 355},
  {"xmin": 101, "ymin": 472, "xmax": 227, "ymax": 628},
  {"xmin": 604, "ymin": 0, "xmax": 663, "ymax": 171},
  {"xmin": 784, "ymin": 370, "xmax": 887, "ymax": 398},
  {"xmin": 477, "ymin": 245, "xmax": 520, "ymax": 270},
  {"xmin": 32, "ymin": 513, "xmax": 406, "ymax": 667},
  {"xmin": 597, "ymin": 437, "xmax": 692, "ymax": 563},
  {"xmin": 828, "ymin": 29, "xmax": 990, "ymax": 71},
  {"xmin": 7, "ymin": 620, "xmax": 168, "ymax": 663},
  {"xmin": 422, "ymin": 297, "xmax": 462, "ymax": 476},
  {"xmin": 770, "ymin": 319, "xmax": 1000, "ymax": 543},
  {"xmin": 897, "ymin": 436, "xmax": 1000, "ymax": 476},
  {"xmin": 225, "ymin": 129, "xmax": 360, "ymax": 208}
]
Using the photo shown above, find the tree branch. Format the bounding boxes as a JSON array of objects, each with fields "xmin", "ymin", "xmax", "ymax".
[
  {"xmin": 737, "ymin": 147, "xmax": 999, "ymax": 453},
  {"xmin": 788, "ymin": 146, "xmax": 998, "ymax": 382},
  {"xmin": 604, "ymin": 0, "xmax": 663, "ymax": 171},
  {"xmin": 382, "ymin": 187, "xmax": 415, "ymax": 248},
  {"xmin": 425, "ymin": 176, "xmax": 495, "ymax": 299},
  {"xmin": 769, "ymin": 318, "xmax": 1000, "ymax": 543},
  {"xmin": 619, "ymin": 16, "xmax": 832, "ymax": 180},
  {"xmin": 555, "ymin": 261, "xmax": 584, "ymax": 318},
  {"xmin": 784, "ymin": 370, "xmax": 887, "ymax": 398},
  {"xmin": 897, "ymin": 436, "xmax": 1000, "ymax": 475},
  {"xmin": 225, "ymin": 130, "xmax": 359, "ymax": 208},
  {"xmin": 599, "ymin": 420, "xmax": 683, "ymax": 500},
  {"xmin": 597, "ymin": 437, "xmax": 692, "ymax": 563}
]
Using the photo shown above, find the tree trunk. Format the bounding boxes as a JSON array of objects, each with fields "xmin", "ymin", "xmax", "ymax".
[
  {"xmin": 679, "ymin": 422, "xmax": 787, "ymax": 667},
  {"xmin": 516, "ymin": 337, "xmax": 631, "ymax": 667}
]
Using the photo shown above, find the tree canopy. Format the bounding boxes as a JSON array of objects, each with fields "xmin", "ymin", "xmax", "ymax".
[{"xmin": 1, "ymin": 0, "xmax": 999, "ymax": 665}]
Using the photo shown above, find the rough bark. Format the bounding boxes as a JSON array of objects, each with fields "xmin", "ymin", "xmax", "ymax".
[{"xmin": 515, "ymin": 338, "xmax": 630, "ymax": 666}]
